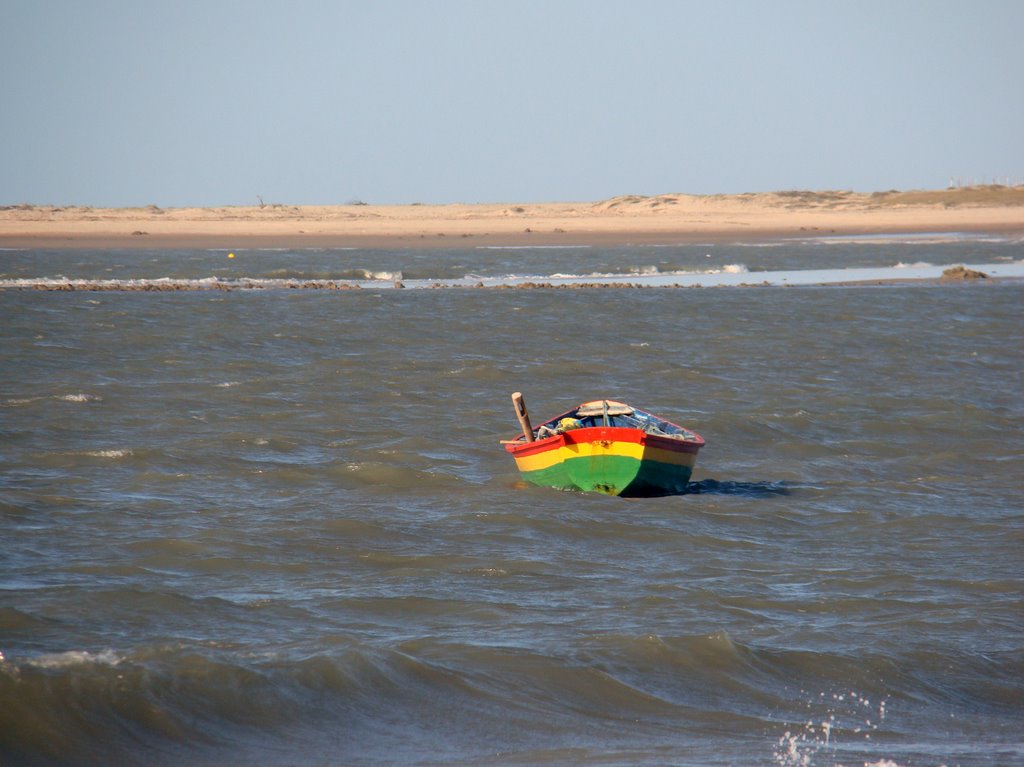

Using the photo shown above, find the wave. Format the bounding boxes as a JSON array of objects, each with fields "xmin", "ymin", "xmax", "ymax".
[
  {"xmin": 22, "ymin": 649, "xmax": 125, "ymax": 669},
  {"xmin": 792, "ymin": 231, "xmax": 1020, "ymax": 245},
  {"xmin": 72, "ymin": 448, "xmax": 133, "ymax": 459},
  {"xmin": 609, "ymin": 264, "xmax": 750, "ymax": 276},
  {"xmin": 544, "ymin": 263, "xmax": 749, "ymax": 280},
  {"xmin": 55, "ymin": 393, "xmax": 102, "ymax": 403},
  {"xmin": 0, "ymin": 276, "xmax": 375, "ymax": 291},
  {"xmin": 4, "ymin": 393, "xmax": 103, "ymax": 407},
  {"xmin": 2, "ymin": 633, "xmax": 1019, "ymax": 766},
  {"xmin": 329, "ymin": 268, "xmax": 403, "ymax": 281},
  {"xmin": 255, "ymin": 267, "xmax": 404, "ymax": 281}
]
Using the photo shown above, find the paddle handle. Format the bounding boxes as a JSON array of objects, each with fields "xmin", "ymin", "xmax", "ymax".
[{"xmin": 511, "ymin": 391, "xmax": 535, "ymax": 442}]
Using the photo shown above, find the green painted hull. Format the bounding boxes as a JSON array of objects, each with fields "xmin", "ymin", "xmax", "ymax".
[{"xmin": 520, "ymin": 454, "xmax": 694, "ymax": 497}]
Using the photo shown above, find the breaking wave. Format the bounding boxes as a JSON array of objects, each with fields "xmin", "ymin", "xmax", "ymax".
[{"xmin": 2, "ymin": 635, "xmax": 1018, "ymax": 767}]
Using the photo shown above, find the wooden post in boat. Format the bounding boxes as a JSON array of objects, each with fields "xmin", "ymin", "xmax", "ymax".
[{"xmin": 511, "ymin": 391, "xmax": 535, "ymax": 443}]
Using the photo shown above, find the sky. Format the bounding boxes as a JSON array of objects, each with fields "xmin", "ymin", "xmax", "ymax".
[{"xmin": 2, "ymin": 0, "xmax": 1022, "ymax": 207}]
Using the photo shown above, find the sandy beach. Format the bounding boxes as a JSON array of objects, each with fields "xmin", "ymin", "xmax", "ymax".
[{"xmin": 1, "ymin": 187, "xmax": 1022, "ymax": 250}]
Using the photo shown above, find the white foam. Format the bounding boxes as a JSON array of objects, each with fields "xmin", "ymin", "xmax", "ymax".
[
  {"xmin": 83, "ymin": 449, "xmax": 132, "ymax": 458},
  {"xmin": 543, "ymin": 263, "xmax": 750, "ymax": 281},
  {"xmin": 773, "ymin": 689, "xmax": 889, "ymax": 767},
  {"xmin": 56, "ymin": 393, "xmax": 101, "ymax": 402},
  {"xmin": 28, "ymin": 649, "xmax": 123, "ymax": 668},
  {"xmin": 362, "ymin": 270, "xmax": 403, "ymax": 281},
  {"xmin": 792, "ymin": 231, "xmax": 1006, "ymax": 245}
]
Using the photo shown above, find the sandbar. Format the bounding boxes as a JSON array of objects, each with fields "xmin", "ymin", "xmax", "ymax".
[{"xmin": 1, "ymin": 187, "xmax": 1022, "ymax": 250}]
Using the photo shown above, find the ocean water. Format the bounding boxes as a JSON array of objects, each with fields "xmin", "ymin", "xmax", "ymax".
[{"xmin": 1, "ymin": 238, "xmax": 1022, "ymax": 767}]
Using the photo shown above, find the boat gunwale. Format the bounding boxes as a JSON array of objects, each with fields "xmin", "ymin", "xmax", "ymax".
[
  {"xmin": 506, "ymin": 425, "xmax": 704, "ymax": 455},
  {"xmin": 504, "ymin": 406, "xmax": 705, "ymax": 457}
]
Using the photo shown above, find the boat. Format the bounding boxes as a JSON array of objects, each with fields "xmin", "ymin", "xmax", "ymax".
[{"xmin": 503, "ymin": 393, "xmax": 705, "ymax": 497}]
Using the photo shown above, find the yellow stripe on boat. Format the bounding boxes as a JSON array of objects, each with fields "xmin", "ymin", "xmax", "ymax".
[{"xmin": 513, "ymin": 438, "xmax": 696, "ymax": 473}]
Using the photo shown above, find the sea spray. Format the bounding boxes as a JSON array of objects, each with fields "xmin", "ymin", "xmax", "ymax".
[{"xmin": 773, "ymin": 690, "xmax": 889, "ymax": 767}]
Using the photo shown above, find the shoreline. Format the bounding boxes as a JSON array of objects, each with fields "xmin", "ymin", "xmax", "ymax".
[{"xmin": 1, "ymin": 187, "xmax": 1022, "ymax": 250}]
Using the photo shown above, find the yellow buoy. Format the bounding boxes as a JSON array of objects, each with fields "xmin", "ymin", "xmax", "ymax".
[{"xmin": 228, "ymin": 252, "xmax": 235, "ymax": 259}]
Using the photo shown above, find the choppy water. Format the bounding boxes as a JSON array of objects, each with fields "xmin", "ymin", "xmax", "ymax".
[{"xmin": 2, "ymin": 239, "xmax": 1022, "ymax": 766}]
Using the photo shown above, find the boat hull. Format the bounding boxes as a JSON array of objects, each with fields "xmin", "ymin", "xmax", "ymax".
[{"xmin": 507, "ymin": 426, "xmax": 701, "ymax": 497}]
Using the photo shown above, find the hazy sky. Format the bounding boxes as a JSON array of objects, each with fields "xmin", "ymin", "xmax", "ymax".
[{"xmin": 2, "ymin": 1, "xmax": 1022, "ymax": 206}]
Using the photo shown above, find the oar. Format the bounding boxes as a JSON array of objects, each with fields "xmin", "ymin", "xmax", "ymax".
[{"xmin": 511, "ymin": 391, "xmax": 535, "ymax": 443}]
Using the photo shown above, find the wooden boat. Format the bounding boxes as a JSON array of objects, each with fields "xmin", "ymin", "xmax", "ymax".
[{"xmin": 503, "ymin": 393, "xmax": 704, "ymax": 497}]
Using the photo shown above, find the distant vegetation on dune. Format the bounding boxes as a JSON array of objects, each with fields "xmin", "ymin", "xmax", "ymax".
[{"xmin": 594, "ymin": 185, "xmax": 1024, "ymax": 212}]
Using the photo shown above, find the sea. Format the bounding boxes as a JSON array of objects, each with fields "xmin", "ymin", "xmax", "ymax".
[{"xmin": 2, "ymin": 235, "xmax": 1022, "ymax": 767}]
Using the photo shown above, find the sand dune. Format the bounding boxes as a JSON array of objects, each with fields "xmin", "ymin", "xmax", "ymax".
[{"xmin": 1, "ymin": 186, "xmax": 1021, "ymax": 249}]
